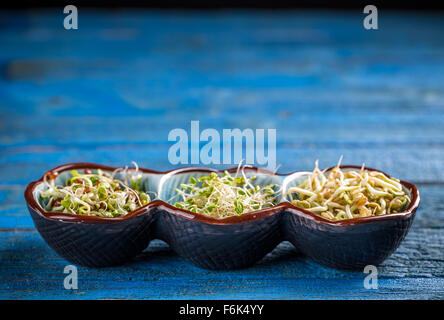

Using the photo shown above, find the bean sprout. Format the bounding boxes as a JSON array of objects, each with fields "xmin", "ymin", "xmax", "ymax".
[{"xmin": 284, "ymin": 158, "xmax": 410, "ymax": 220}]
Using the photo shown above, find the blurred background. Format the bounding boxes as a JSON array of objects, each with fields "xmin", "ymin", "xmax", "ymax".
[
  {"xmin": 1, "ymin": 2, "xmax": 444, "ymax": 183},
  {"xmin": 0, "ymin": 1, "xmax": 443, "ymax": 300}
]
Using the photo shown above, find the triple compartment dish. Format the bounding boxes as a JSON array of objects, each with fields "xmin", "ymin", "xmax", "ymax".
[{"xmin": 25, "ymin": 162, "xmax": 420, "ymax": 270}]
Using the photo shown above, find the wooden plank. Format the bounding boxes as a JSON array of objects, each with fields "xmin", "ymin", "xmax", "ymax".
[
  {"xmin": 1, "ymin": 106, "xmax": 444, "ymax": 144},
  {"xmin": 0, "ymin": 231, "xmax": 442, "ymax": 300},
  {"xmin": 2, "ymin": 277, "xmax": 443, "ymax": 300},
  {"xmin": 0, "ymin": 11, "xmax": 443, "ymax": 48},
  {"xmin": 1, "ymin": 147, "xmax": 444, "ymax": 185}
]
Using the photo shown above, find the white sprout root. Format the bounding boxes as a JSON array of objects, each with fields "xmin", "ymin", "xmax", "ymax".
[
  {"xmin": 39, "ymin": 163, "xmax": 151, "ymax": 217},
  {"xmin": 173, "ymin": 165, "xmax": 277, "ymax": 219},
  {"xmin": 284, "ymin": 158, "xmax": 410, "ymax": 221}
]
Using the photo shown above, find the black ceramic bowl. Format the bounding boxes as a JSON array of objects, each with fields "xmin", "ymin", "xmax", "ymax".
[
  {"xmin": 281, "ymin": 166, "xmax": 420, "ymax": 270},
  {"xmin": 25, "ymin": 163, "xmax": 420, "ymax": 270}
]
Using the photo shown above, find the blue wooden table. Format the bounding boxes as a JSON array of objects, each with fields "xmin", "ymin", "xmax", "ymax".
[{"xmin": 0, "ymin": 9, "xmax": 443, "ymax": 300}]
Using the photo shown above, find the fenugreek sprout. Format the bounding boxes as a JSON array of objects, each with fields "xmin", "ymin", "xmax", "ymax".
[
  {"xmin": 284, "ymin": 157, "xmax": 410, "ymax": 221},
  {"xmin": 39, "ymin": 162, "xmax": 151, "ymax": 217},
  {"xmin": 173, "ymin": 165, "xmax": 277, "ymax": 219}
]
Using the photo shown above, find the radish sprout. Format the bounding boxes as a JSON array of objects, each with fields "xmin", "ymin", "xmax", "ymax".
[
  {"xmin": 173, "ymin": 166, "xmax": 277, "ymax": 219},
  {"xmin": 39, "ymin": 162, "xmax": 151, "ymax": 217}
]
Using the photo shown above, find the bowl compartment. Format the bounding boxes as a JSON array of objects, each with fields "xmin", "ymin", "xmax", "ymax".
[
  {"xmin": 29, "ymin": 206, "xmax": 156, "ymax": 267},
  {"xmin": 155, "ymin": 168, "xmax": 284, "ymax": 269},
  {"xmin": 28, "ymin": 166, "xmax": 161, "ymax": 267},
  {"xmin": 283, "ymin": 208, "xmax": 415, "ymax": 270},
  {"xmin": 281, "ymin": 167, "xmax": 417, "ymax": 270},
  {"xmin": 156, "ymin": 206, "xmax": 282, "ymax": 269}
]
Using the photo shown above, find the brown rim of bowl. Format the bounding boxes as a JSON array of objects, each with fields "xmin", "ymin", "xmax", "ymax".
[{"xmin": 24, "ymin": 162, "xmax": 420, "ymax": 226}]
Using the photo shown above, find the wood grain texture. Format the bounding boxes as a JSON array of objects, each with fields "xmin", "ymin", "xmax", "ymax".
[
  {"xmin": 0, "ymin": 9, "xmax": 443, "ymax": 299},
  {"xmin": 0, "ymin": 233, "xmax": 443, "ymax": 299}
]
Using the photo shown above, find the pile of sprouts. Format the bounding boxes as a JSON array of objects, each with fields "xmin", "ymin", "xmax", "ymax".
[
  {"xmin": 284, "ymin": 157, "xmax": 410, "ymax": 221},
  {"xmin": 39, "ymin": 162, "xmax": 151, "ymax": 217},
  {"xmin": 173, "ymin": 164, "xmax": 277, "ymax": 219}
]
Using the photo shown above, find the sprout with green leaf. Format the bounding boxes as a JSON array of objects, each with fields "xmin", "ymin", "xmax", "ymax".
[
  {"xmin": 39, "ymin": 162, "xmax": 151, "ymax": 218},
  {"xmin": 173, "ymin": 165, "xmax": 277, "ymax": 219}
]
